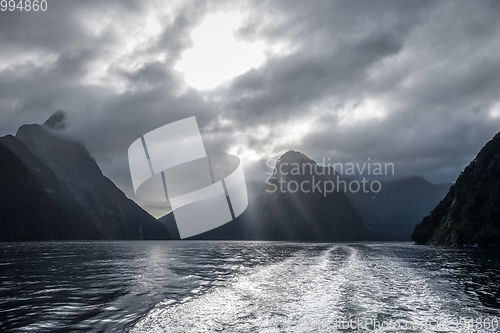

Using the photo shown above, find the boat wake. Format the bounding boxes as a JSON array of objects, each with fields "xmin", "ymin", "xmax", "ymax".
[{"xmin": 128, "ymin": 244, "xmax": 495, "ymax": 332}]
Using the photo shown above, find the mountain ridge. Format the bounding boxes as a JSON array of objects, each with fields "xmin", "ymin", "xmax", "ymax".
[
  {"xmin": 164, "ymin": 151, "xmax": 453, "ymax": 241},
  {"xmin": 0, "ymin": 112, "xmax": 171, "ymax": 241},
  {"xmin": 412, "ymin": 131, "xmax": 500, "ymax": 246}
]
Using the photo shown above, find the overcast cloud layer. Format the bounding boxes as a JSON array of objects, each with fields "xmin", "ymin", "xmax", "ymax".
[{"xmin": 1, "ymin": 0, "xmax": 500, "ymax": 217}]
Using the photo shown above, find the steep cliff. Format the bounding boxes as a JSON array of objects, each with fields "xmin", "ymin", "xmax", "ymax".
[
  {"xmin": 0, "ymin": 142, "xmax": 84, "ymax": 241},
  {"xmin": 0, "ymin": 112, "xmax": 171, "ymax": 240},
  {"xmin": 412, "ymin": 131, "xmax": 500, "ymax": 246}
]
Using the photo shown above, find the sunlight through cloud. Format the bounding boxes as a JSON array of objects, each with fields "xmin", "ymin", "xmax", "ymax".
[
  {"xmin": 489, "ymin": 102, "xmax": 500, "ymax": 118},
  {"xmin": 175, "ymin": 12, "xmax": 266, "ymax": 90}
]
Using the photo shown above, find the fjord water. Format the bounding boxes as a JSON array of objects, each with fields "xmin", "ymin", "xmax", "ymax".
[{"xmin": 0, "ymin": 242, "xmax": 498, "ymax": 332}]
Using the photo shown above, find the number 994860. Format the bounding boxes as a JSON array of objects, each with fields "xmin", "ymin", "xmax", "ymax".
[{"xmin": 1, "ymin": 0, "xmax": 48, "ymax": 11}]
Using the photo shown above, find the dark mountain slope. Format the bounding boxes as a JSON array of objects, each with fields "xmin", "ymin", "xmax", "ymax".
[
  {"xmin": 0, "ymin": 142, "xmax": 80, "ymax": 241},
  {"xmin": 161, "ymin": 151, "xmax": 370, "ymax": 241},
  {"xmin": 251, "ymin": 151, "xmax": 370, "ymax": 241},
  {"xmin": 412, "ymin": 131, "xmax": 500, "ymax": 246},
  {"xmin": 0, "ymin": 111, "xmax": 170, "ymax": 240},
  {"xmin": 0, "ymin": 134, "xmax": 104, "ymax": 240},
  {"xmin": 14, "ymin": 122, "xmax": 170, "ymax": 240}
]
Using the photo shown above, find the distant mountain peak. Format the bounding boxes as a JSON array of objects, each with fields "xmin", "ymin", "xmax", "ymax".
[
  {"xmin": 277, "ymin": 150, "xmax": 314, "ymax": 164},
  {"xmin": 1, "ymin": 117, "xmax": 172, "ymax": 241},
  {"xmin": 387, "ymin": 176, "xmax": 431, "ymax": 187},
  {"xmin": 43, "ymin": 110, "xmax": 67, "ymax": 130}
]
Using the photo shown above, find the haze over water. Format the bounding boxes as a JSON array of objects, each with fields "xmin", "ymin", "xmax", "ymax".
[{"xmin": 0, "ymin": 241, "xmax": 498, "ymax": 332}]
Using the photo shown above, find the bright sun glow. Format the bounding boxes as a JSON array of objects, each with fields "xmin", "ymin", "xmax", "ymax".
[
  {"xmin": 175, "ymin": 12, "xmax": 266, "ymax": 90},
  {"xmin": 490, "ymin": 102, "xmax": 500, "ymax": 118},
  {"xmin": 339, "ymin": 98, "xmax": 387, "ymax": 126}
]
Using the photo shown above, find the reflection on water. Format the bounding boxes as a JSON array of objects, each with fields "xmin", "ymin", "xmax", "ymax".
[{"xmin": 0, "ymin": 241, "xmax": 498, "ymax": 332}]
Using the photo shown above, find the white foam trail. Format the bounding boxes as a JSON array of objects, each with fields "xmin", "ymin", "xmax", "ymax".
[{"xmin": 128, "ymin": 244, "xmax": 491, "ymax": 333}]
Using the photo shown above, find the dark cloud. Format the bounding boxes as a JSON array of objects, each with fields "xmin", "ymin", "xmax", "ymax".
[{"xmin": 1, "ymin": 0, "xmax": 500, "ymax": 216}]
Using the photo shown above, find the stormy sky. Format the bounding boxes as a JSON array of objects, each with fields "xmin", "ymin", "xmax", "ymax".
[{"xmin": 1, "ymin": 0, "xmax": 500, "ymax": 217}]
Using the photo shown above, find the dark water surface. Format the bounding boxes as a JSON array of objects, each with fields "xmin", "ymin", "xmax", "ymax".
[{"xmin": 0, "ymin": 241, "xmax": 499, "ymax": 332}]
